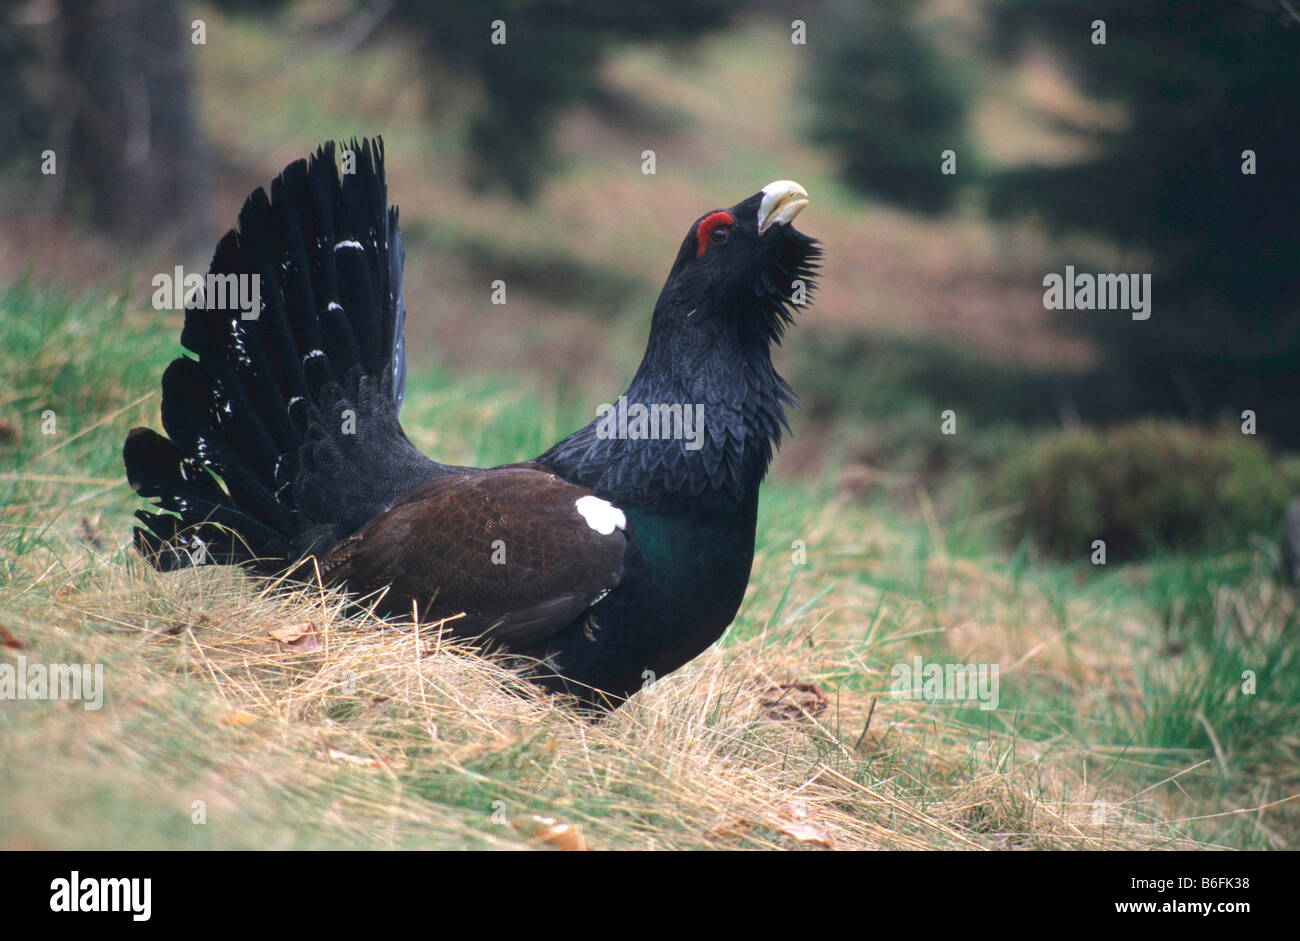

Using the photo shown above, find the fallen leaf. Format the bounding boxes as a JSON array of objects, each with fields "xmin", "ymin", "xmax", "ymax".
[
  {"xmin": 218, "ymin": 710, "xmax": 258, "ymax": 728},
  {"xmin": 326, "ymin": 748, "xmax": 381, "ymax": 769},
  {"xmin": 268, "ymin": 621, "xmax": 322, "ymax": 651},
  {"xmin": 759, "ymin": 680, "xmax": 830, "ymax": 721},
  {"xmin": 0, "ymin": 623, "xmax": 24, "ymax": 650},
  {"xmin": 777, "ymin": 821, "xmax": 836, "ymax": 849},
  {"xmin": 777, "ymin": 802, "xmax": 835, "ymax": 849},
  {"xmin": 514, "ymin": 815, "xmax": 587, "ymax": 851}
]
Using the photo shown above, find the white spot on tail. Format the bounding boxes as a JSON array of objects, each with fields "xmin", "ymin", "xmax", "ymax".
[
  {"xmin": 228, "ymin": 317, "xmax": 251, "ymax": 366},
  {"xmin": 334, "ymin": 240, "xmax": 364, "ymax": 252},
  {"xmin": 575, "ymin": 495, "xmax": 626, "ymax": 535}
]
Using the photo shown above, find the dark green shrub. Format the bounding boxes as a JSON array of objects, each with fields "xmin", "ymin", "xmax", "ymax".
[{"xmin": 994, "ymin": 422, "xmax": 1300, "ymax": 561}]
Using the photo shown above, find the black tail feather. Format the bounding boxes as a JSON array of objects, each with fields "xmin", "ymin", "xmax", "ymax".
[
  {"xmin": 125, "ymin": 428, "xmax": 286, "ymax": 569},
  {"xmin": 126, "ymin": 137, "xmax": 448, "ymax": 572}
]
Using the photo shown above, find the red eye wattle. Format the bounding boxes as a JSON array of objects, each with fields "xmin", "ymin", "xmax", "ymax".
[{"xmin": 695, "ymin": 211, "xmax": 734, "ymax": 257}]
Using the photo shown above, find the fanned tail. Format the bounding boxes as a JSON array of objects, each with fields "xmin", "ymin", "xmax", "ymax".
[{"xmin": 125, "ymin": 138, "xmax": 448, "ymax": 572}]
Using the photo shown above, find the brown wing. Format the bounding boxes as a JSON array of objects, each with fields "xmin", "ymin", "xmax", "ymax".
[{"xmin": 320, "ymin": 466, "xmax": 625, "ymax": 649}]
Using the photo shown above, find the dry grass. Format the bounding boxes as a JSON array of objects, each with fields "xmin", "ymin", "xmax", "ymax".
[
  {"xmin": 1, "ymin": 486, "xmax": 1229, "ymax": 851},
  {"xmin": 2, "ymin": 8, "xmax": 1294, "ymax": 852}
]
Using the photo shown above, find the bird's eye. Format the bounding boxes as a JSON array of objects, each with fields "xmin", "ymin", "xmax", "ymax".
[{"xmin": 694, "ymin": 211, "xmax": 734, "ymax": 257}]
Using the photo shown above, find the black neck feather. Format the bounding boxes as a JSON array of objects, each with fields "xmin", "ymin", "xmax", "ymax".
[{"xmin": 536, "ymin": 229, "xmax": 818, "ymax": 515}]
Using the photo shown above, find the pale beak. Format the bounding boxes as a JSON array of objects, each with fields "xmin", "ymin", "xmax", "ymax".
[{"xmin": 757, "ymin": 180, "xmax": 810, "ymax": 235}]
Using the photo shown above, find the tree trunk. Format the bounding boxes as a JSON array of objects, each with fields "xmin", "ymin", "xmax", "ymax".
[{"xmin": 59, "ymin": 0, "xmax": 208, "ymax": 252}]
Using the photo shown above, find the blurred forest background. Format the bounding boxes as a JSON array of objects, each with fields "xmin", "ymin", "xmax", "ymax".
[
  {"xmin": 2, "ymin": 0, "xmax": 1300, "ymax": 561},
  {"xmin": 3, "ymin": 0, "xmax": 1300, "ymax": 852}
]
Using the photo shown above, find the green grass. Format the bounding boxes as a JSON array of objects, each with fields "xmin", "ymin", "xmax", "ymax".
[
  {"xmin": 2, "ymin": 281, "xmax": 1298, "ymax": 850},
  {"xmin": 3, "ymin": 5, "xmax": 1298, "ymax": 849}
]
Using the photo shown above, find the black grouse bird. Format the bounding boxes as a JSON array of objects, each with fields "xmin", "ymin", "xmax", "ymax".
[{"xmin": 124, "ymin": 138, "xmax": 820, "ymax": 710}]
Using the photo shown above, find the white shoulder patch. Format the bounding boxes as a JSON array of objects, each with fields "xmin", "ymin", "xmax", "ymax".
[{"xmin": 574, "ymin": 495, "xmax": 626, "ymax": 536}]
